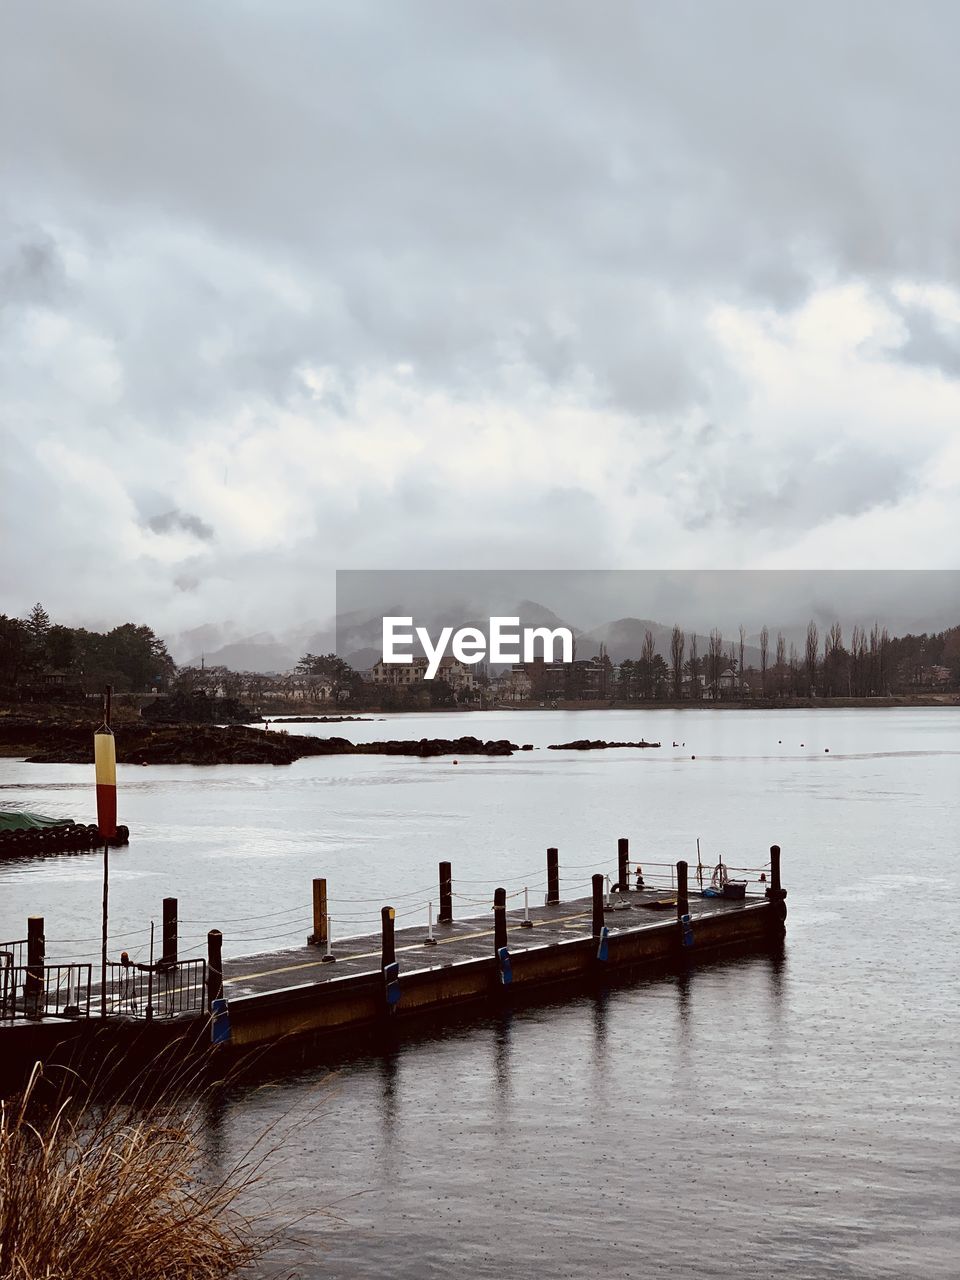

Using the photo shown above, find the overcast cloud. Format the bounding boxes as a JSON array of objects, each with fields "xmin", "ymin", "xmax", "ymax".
[{"xmin": 1, "ymin": 0, "xmax": 958, "ymax": 650}]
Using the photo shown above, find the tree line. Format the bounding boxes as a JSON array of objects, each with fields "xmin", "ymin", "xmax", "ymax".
[{"xmin": 0, "ymin": 604, "xmax": 175, "ymax": 698}]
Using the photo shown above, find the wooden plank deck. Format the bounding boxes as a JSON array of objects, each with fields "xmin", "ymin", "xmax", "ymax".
[{"xmin": 222, "ymin": 888, "xmax": 765, "ymax": 999}]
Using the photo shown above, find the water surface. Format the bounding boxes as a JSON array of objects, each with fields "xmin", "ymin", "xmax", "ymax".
[{"xmin": 1, "ymin": 708, "xmax": 958, "ymax": 1277}]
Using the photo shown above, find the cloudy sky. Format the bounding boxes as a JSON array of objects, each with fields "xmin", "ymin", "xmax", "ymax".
[{"xmin": 2, "ymin": 0, "xmax": 958, "ymax": 648}]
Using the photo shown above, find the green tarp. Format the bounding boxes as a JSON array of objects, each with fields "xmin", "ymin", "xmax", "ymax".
[{"xmin": 0, "ymin": 810, "xmax": 72, "ymax": 831}]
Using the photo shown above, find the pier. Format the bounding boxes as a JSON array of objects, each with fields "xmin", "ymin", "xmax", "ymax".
[{"xmin": 0, "ymin": 841, "xmax": 787, "ymax": 1089}]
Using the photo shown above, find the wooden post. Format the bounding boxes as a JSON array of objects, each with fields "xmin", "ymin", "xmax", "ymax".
[
  {"xmin": 160, "ymin": 897, "xmax": 178, "ymax": 970},
  {"xmin": 493, "ymin": 887, "xmax": 507, "ymax": 953},
  {"xmin": 206, "ymin": 929, "xmax": 224, "ymax": 1011},
  {"xmin": 676, "ymin": 860, "xmax": 689, "ymax": 920},
  {"xmin": 766, "ymin": 844, "xmax": 787, "ymax": 933},
  {"xmin": 617, "ymin": 837, "xmax": 629, "ymax": 891},
  {"xmin": 308, "ymin": 878, "xmax": 328, "ymax": 946},
  {"xmin": 438, "ymin": 861, "xmax": 453, "ymax": 924},
  {"xmin": 381, "ymin": 906, "xmax": 396, "ymax": 969},
  {"xmin": 26, "ymin": 916, "xmax": 44, "ymax": 1018},
  {"xmin": 592, "ymin": 874, "xmax": 604, "ymax": 937},
  {"xmin": 546, "ymin": 847, "xmax": 559, "ymax": 904}
]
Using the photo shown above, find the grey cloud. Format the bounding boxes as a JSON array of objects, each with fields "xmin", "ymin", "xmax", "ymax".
[
  {"xmin": 1, "ymin": 1, "xmax": 958, "ymax": 632},
  {"xmin": 888, "ymin": 304, "xmax": 960, "ymax": 379},
  {"xmin": 145, "ymin": 510, "xmax": 215, "ymax": 541}
]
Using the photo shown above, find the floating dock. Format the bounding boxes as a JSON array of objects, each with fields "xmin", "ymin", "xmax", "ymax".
[{"xmin": 0, "ymin": 842, "xmax": 787, "ymax": 1089}]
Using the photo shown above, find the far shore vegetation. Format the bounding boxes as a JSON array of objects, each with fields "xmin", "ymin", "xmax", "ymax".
[{"xmin": 1, "ymin": 604, "xmax": 957, "ymax": 719}]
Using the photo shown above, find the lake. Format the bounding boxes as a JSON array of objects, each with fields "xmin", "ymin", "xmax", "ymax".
[{"xmin": 2, "ymin": 707, "xmax": 958, "ymax": 1277}]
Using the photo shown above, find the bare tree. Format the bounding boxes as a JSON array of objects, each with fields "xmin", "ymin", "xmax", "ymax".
[
  {"xmin": 687, "ymin": 633, "xmax": 700, "ymax": 700},
  {"xmin": 805, "ymin": 620, "xmax": 819, "ymax": 694},
  {"xmin": 738, "ymin": 625, "xmax": 746, "ymax": 700},
  {"xmin": 640, "ymin": 629, "xmax": 656, "ymax": 699},
  {"xmin": 670, "ymin": 625, "xmax": 685, "ymax": 701},
  {"xmin": 759, "ymin": 625, "xmax": 769, "ymax": 696},
  {"xmin": 708, "ymin": 629, "xmax": 724, "ymax": 699},
  {"xmin": 775, "ymin": 631, "xmax": 786, "ymax": 696}
]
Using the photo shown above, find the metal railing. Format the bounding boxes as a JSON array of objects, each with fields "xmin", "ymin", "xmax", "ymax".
[
  {"xmin": 0, "ymin": 938, "xmax": 28, "ymax": 969},
  {"xmin": 0, "ymin": 962, "xmax": 92, "ymax": 1020},
  {"xmin": 104, "ymin": 958, "xmax": 207, "ymax": 1019}
]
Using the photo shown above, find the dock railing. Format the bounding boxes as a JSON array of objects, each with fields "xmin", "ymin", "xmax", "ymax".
[
  {"xmin": 0, "ymin": 962, "xmax": 92, "ymax": 1020},
  {"xmin": 104, "ymin": 957, "xmax": 207, "ymax": 1020},
  {"xmin": 0, "ymin": 938, "xmax": 28, "ymax": 970}
]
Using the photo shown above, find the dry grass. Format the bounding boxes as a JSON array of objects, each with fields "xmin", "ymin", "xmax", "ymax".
[{"xmin": 0, "ymin": 1064, "xmax": 274, "ymax": 1280}]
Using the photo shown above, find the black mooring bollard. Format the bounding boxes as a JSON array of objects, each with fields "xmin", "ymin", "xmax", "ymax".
[
  {"xmin": 160, "ymin": 897, "xmax": 178, "ymax": 970},
  {"xmin": 381, "ymin": 906, "xmax": 396, "ymax": 969},
  {"xmin": 546, "ymin": 847, "xmax": 560, "ymax": 904},
  {"xmin": 676, "ymin": 860, "xmax": 689, "ymax": 921},
  {"xmin": 493, "ymin": 887, "xmax": 507, "ymax": 953},
  {"xmin": 617, "ymin": 837, "xmax": 629, "ymax": 891},
  {"xmin": 766, "ymin": 844, "xmax": 787, "ymax": 932},
  {"xmin": 438, "ymin": 861, "xmax": 453, "ymax": 924},
  {"xmin": 591, "ymin": 874, "xmax": 604, "ymax": 937},
  {"xmin": 207, "ymin": 929, "xmax": 224, "ymax": 1011}
]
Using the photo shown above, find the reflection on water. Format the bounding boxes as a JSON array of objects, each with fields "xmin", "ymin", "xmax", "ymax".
[{"xmin": 2, "ymin": 708, "xmax": 959, "ymax": 1277}]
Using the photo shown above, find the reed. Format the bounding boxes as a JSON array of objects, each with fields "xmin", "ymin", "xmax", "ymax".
[{"xmin": 0, "ymin": 1064, "xmax": 271, "ymax": 1280}]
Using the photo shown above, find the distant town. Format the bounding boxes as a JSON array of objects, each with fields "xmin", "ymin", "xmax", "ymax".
[{"xmin": 1, "ymin": 604, "xmax": 958, "ymax": 716}]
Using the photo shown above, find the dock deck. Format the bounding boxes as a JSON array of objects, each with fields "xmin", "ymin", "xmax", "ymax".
[{"xmin": 223, "ymin": 888, "xmax": 764, "ymax": 999}]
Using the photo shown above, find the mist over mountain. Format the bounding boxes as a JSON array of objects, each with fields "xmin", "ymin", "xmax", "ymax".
[{"xmin": 165, "ymin": 583, "xmax": 959, "ymax": 674}]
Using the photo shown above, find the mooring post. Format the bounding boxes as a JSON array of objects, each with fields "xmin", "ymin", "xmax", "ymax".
[
  {"xmin": 308, "ymin": 878, "xmax": 328, "ymax": 946},
  {"xmin": 676, "ymin": 860, "xmax": 693, "ymax": 950},
  {"xmin": 493, "ymin": 887, "xmax": 508, "ymax": 953},
  {"xmin": 766, "ymin": 844, "xmax": 787, "ymax": 933},
  {"xmin": 381, "ymin": 906, "xmax": 396, "ymax": 969},
  {"xmin": 26, "ymin": 915, "xmax": 45, "ymax": 1018},
  {"xmin": 591, "ymin": 874, "xmax": 604, "ymax": 937},
  {"xmin": 206, "ymin": 929, "xmax": 224, "ymax": 1011},
  {"xmin": 381, "ymin": 906, "xmax": 400, "ymax": 1009},
  {"xmin": 438, "ymin": 861, "xmax": 453, "ymax": 924},
  {"xmin": 676, "ymin": 860, "xmax": 689, "ymax": 919},
  {"xmin": 160, "ymin": 897, "xmax": 178, "ymax": 970},
  {"xmin": 546, "ymin": 847, "xmax": 560, "ymax": 904},
  {"xmin": 617, "ymin": 837, "xmax": 629, "ymax": 890}
]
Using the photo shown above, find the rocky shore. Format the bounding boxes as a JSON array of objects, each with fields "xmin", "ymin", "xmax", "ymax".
[
  {"xmin": 547, "ymin": 739, "xmax": 661, "ymax": 750},
  {"xmin": 0, "ymin": 718, "xmax": 527, "ymax": 764}
]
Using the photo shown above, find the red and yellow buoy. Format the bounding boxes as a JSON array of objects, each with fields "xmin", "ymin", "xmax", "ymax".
[{"xmin": 94, "ymin": 724, "xmax": 117, "ymax": 839}]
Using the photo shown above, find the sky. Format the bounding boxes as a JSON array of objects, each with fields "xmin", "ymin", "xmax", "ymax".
[{"xmin": 2, "ymin": 1, "xmax": 959, "ymax": 652}]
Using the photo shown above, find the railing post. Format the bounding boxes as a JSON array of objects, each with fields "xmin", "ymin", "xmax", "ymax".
[
  {"xmin": 617, "ymin": 837, "xmax": 629, "ymax": 890},
  {"xmin": 438, "ymin": 861, "xmax": 453, "ymax": 924},
  {"xmin": 160, "ymin": 897, "xmax": 178, "ymax": 970},
  {"xmin": 308, "ymin": 878, "xmax": 328, "ymax": 946},
  {"xmin": 206, "ymin": 929, "xmax": 224, "ymax": 1011},
  {"xmin": 769, "ymin": 845, "xmax": 782, "ymax": 896},
  {"xmin": 493, "ymin": 887, "xmax": 507, "ymax": 953},
  {"xmin": 424, "ymin": 901, "xmax": 437, "ymax": 946},
  {"xmin": 26, "ymin": 916, "xmax": 44, "ymax": 1018},
  {"xmin": 592, "ymin": 874, "xmax": 604, "ymax": 937},
  {"xmin": 546, "ymin": 847, "xmax": 560, "ymax": 904}
]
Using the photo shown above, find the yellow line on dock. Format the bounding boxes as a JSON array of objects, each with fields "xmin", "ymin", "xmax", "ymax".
[{"xmin": 228, "ymin": 908, "xmax": 593, "ymax": 985}]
